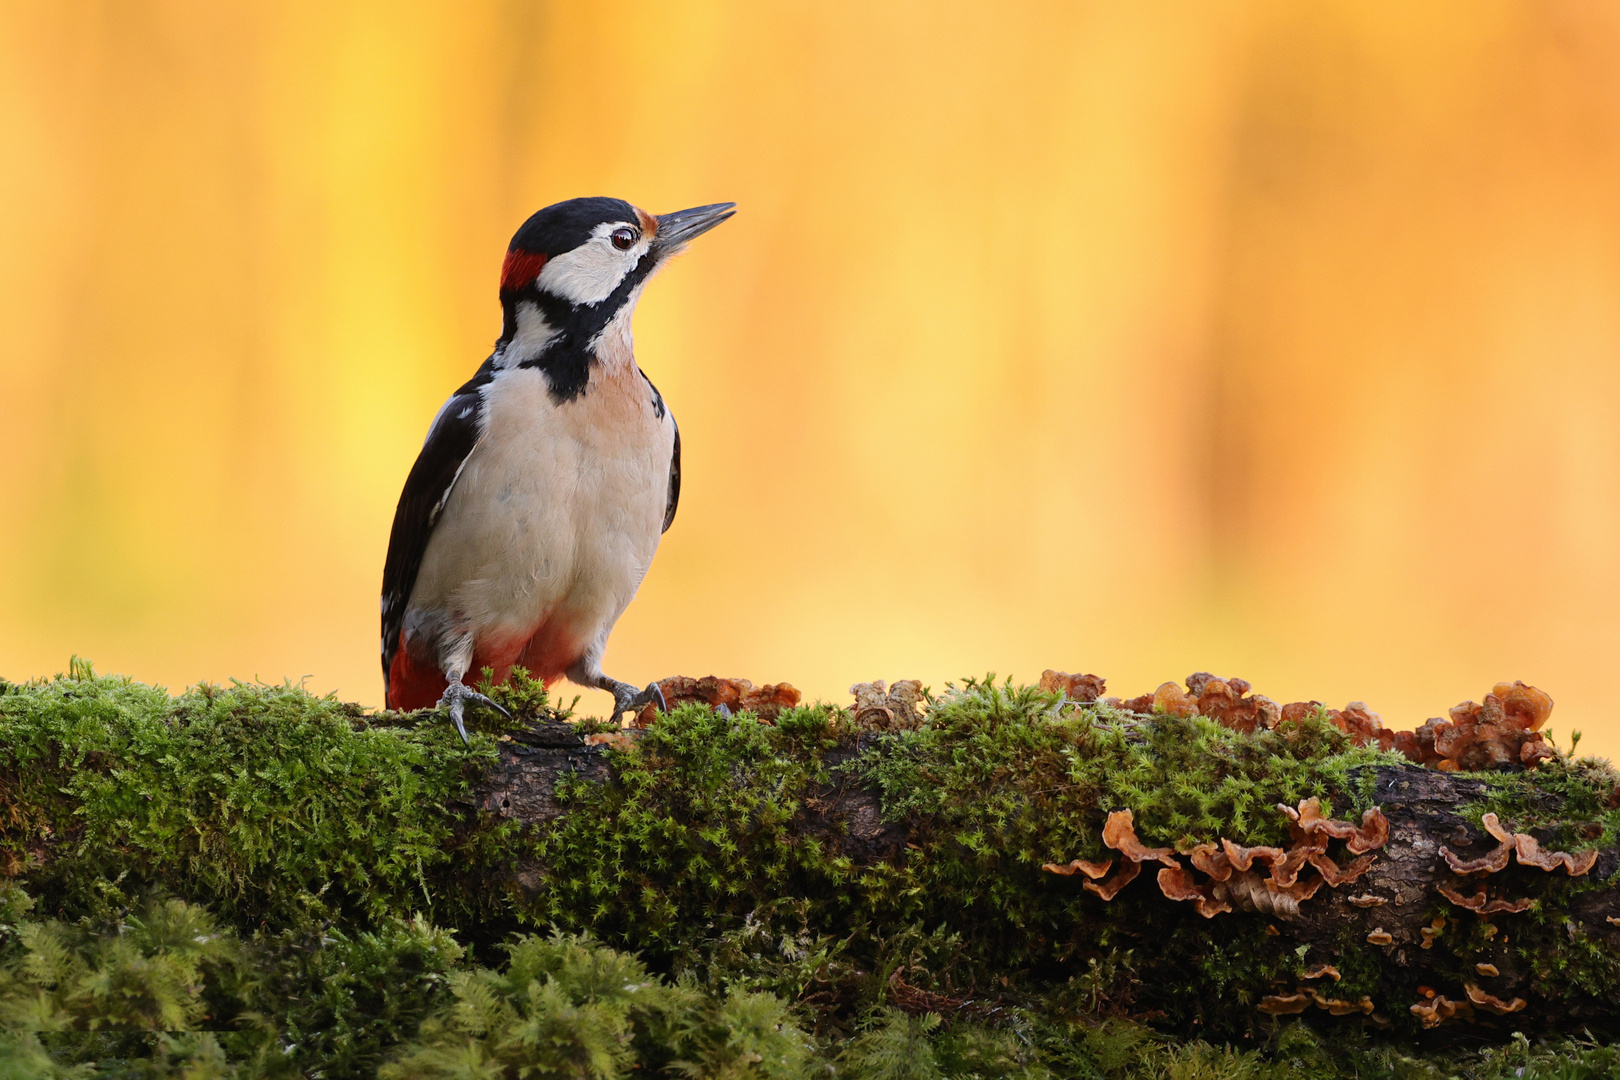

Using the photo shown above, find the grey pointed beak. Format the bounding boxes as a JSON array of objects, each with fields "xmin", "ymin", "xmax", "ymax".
[{"xmin": 653, "ymin": 202, "xmax": 736, "ymax": 253}]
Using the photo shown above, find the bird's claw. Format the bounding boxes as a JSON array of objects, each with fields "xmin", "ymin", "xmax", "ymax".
[
  {"xmin": 438, "ymin": 681, "xmax": 512, "ymax": 745},
  {"xmin": 608, "ymin": 680, "xmax": 667, "ymax": 726}
]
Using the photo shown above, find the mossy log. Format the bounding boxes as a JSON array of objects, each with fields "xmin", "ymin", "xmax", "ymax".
[
  {"xmin": 475, "ymin": 721, "xmax": 1620, "ymax": 1036},
  {"xmin": 3, "ymin": 668, "xmax": 1618, "ymax": 1048}
]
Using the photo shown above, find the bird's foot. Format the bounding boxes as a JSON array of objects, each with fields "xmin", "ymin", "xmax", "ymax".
[
  {"xmin": 438, "ymin": 680, "xmax": 513, "ymax": 745},
  {"xmin": 605, "ymin": 679, "xmax": 667, "ymax": 726}
]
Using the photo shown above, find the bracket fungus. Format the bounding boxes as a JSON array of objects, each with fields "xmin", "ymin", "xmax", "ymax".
[
  {"xmin": 849, "ymin": 679, "xmax": 926, "ymax": 731},
  {"xmin": 1041, "ymin": 857, "xmax": 1114, "ymax": 879},
  {"xmin": 1396, "ymin": 682, "xmax": 1557, "ymax": 771},
  {"xmin": 1465, "ymin": 984, "xmax": 1527, "ymax": 1015},
  {"xmin": 1437, "ymin": 883, "xmax": 1534, "ymax": 916},
  {"xmin": 1156, "ymin": 864, "xmax": 1233, "ymax": 918},
  {"xmin": 1038, "ymin": 669, "xmax": 1106, "ymax": 704},
  {"xmin": 1288, "ymin": 798, "xmax": 1390, "ymax": 854},
  {"xmin": 1258, "ymin": 987, "xmax": 1369, "ymax": 1017},
  {"xmin": 1439, "ymin": 812, "xmax": 1597, "ymax": 878},
  {"xmin": 1047, "ymin": 809, "xmax": 1183, "ymax": 901},
  {"xmin": 635, "ymin": 675, "xmax": 801, "ymax": 725},
  {"xmin": 1410, "ymin": 994, "xmax": 1464, "ymax": 1029},
  {"xmin": 1220, "ymin": 839, "xmax": 1287, "ymax": 875},
  {"xmin": 1100, "ymin": 809, "xmax": 1180, "ymax": 868},
  {"xmin": 1096, "ymin": 672, "xmax": 1560, "ymax": 773},
  {"xmin": 1311, "ymin": 992, "xmax": 1374, "ymax": 1016},
  {"xmin": 1077, "ymin": 809, "xmax": 1176, "ymax": 901},
  {"xmin": 1257, "ymin": 992, "xmax": 1312, "ymax": 1015},
  {"xmin": 1188, "ymin": 842, "xmax": 1233, "ymax": 881},
  {"xmin": 1052, "ymin": 801, "xmax": 1389, "ymax": 921},
  {"xmin": 1514, "ymin": 833, "xmax": 1600, "ymax": 876},
  {"xmin": 1150, "ymin": 681, "xmax": 1199, "ymax": 718},
  {"xmin": 1307, "ymin": 850, "xmax": 1378, "ymax": 887}
]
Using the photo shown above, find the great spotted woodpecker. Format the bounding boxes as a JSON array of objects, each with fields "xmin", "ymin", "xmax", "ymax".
[{"xmin": 381, "ymin": 197, "xmax": 735, "ymax": 741}]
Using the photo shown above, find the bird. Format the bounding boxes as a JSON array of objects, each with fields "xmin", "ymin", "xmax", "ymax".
[{"xmin": 381, "ymin": 196, "xmax": 736, "ymax": 741}]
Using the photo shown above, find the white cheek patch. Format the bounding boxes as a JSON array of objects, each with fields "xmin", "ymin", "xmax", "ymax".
[{"xmin": 535, "ymin": 222, "xmax": 652, "ymax": 306}]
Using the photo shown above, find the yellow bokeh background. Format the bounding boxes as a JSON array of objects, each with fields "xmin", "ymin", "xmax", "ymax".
[{"xmin": 3, "ymin": 2, "xmax": 1619, "ymax": 756}]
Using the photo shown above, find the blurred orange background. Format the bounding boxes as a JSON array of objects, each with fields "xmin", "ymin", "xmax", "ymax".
[{"xmin": 3, "ymin": 2, "xmax": 1618, "ymax": 757}]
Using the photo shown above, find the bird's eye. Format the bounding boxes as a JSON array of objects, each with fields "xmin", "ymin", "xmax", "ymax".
[{"xmin": 611, "ymin": 227, "xmax": 638, "ymax": 251}]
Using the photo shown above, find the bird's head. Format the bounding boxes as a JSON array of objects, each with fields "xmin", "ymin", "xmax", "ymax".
[{"xmin": 496, "ymin": 197, "xmax": 735, "ymax": 362}]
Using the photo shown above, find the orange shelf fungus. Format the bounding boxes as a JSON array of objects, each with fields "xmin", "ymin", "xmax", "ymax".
[
  {"xmin": 1268, "ymin": 836, "xmax": 1329, "ymax": 889},
  {"xmin": 849, "ymin": 680, "xmax": 924, "ymax": 731},
  {"xmin": 1410, "ymin": 995, "xmax": 1463, "ymax": 1029},
  {"xmin": 1441, "ymin": 841, "xmax": 1513, "ymax": 876},
  {"xmin": 1440, "ymin": 812, "xmax": 1517, "ymax": 875},
  {"xmin": 1311, "ymin": 992, "xmax": 1374, "ymax": 1016},
  {"xmin": 1077, "ymin": 809, "xmax": 1178, "ymax": 902},
  {"xmin": 1513, "ymin": 833, "xmax": 1599, "ymax": 876},
  {"xmin": 1054, "ymin": 801, "xmax": 1392, "ymax": 920},
  {"xmin": 1221, "ymin": 838, "xmax": 1286, "ymax": 873},
  {"xmin": 1188, "ymin": 842, "xmax": 1234, "ymax": 882},
  {"xmin": 1100, "ymin": 810, "xmax": 1180, "ymax": 868},
  {"xmin": 1465, "ymin": 984, "xmax": 1527, "ymax": 1015},
  {"xmin": 1151, "ymin": 681, "xmax": 1198, "ymax": 718},
  {"xmin": 1041, "ymin": 857, "xmax": 1113, "ymax": 879},
  {"xmin": 1366, "ymin": 928, "xmax": 1394, "ymax": 946},
  {"xmin": 1083, "ymin": 860, "xmax": 1141, "ymax": 901},
  {"xmin": 1257, "ymin": 992, "xmax": 1312, "ymax": 1015},
  {"xmin": 1348, "ymin": 893, "xmax": 1387, "ymax": 908},
  {"xmin": 1183, "ymin": 673, "xmax": 1281, "ymax": 734},
  {"xmin": 1038, "ymin": 669, "xmax": 1106, "ymax": 704},
  {"xmin": 1156, "ymin": 865, "xmax": 1233, "ymax": 918},
  {"xmin": 1440, "ymin": 811, "xmax": 1598, "ymax": 879},
  {"xmin": 1474, "ymin": 963, "xmax": 1499, "ymax": 978},
  {"xmin": 1103, "ymin": 673, "xmax": 1560, "ymax": 771},
  {"xmin": 1309, "ymin": 851, "xmax": 1378, "ymax": 887},
  {"xmin": 1301, "ymin": 964, "xmax": 1341, "ymax": 982},
  {"xmin": 1436, "ymin": 883, "xmax": 1533, "ymax": 915},
  {"xmin": 1398, "ymin": 681, "xmax": 1558, "ymax": 770},
  {"xmin": 637, "ymin": 675, "xmax": 801, "ymax": 726},
  {"xmin": 1288, "ymin": 798, "xmax": 1390, "ymax": 854}
]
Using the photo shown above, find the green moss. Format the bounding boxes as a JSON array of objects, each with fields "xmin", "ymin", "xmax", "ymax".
[
  {"xmin": 0, "ymin": 663, "xmax": 530, "ymax": 933},
  {"xmin": 1463, "ymin": 754, "xmax": 1620, "ymax": 850},
  {"xmin": 1, "ymin": 663, "xmax": 1619, "ymax": 1076}
]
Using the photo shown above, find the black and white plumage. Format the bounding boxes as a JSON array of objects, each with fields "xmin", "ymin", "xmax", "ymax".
[{"xmin": 381, "ymin": 196, "xmax": 734, "ymax": 739}]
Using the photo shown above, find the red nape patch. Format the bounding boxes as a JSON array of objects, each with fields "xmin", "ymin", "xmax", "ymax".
[
  {"xmin": 387, "ymin": 635, "xmax": 447, "ymax": 712},
  {"xmin": 500, "ymin": 248, "xmax": 548, "ymax": 294}
]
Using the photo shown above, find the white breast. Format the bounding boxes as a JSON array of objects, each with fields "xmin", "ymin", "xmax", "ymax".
[{"xmin": 405, "ymin": 361, "xmax": 676, "ymax": 666}]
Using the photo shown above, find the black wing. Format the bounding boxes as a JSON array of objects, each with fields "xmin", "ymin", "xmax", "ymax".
[
  {"xmin": 642, "ymin": 371, "xmax": 681, "ymax": 535},
  {"xmin": 380, "ymin": 365, "xmax": 492, "ymax": 696},
  {"xmin": 663, "ymin": 418, "xmax": 681, "ymax": 534}
]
